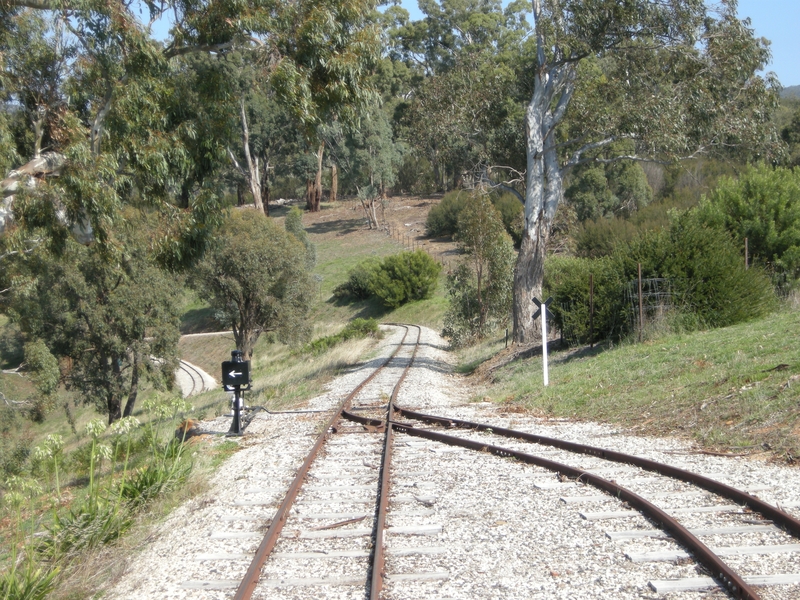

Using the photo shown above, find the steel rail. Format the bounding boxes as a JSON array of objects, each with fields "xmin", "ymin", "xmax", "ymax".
[
  {"xmin": 342, "ymin": 324, "xmax": 422, "ymax": 599},
  {"xmin": 387, "ymin": 419, "xmax": 761, "ymax": 600},
  {"xmin": 178, "ymin": 361, "xmax": 200, "ymax": 396},
  {"xmin": 233, "ymin": 325, "xmax": 412, "ymax": 600},
  {"xmin": 393, "ymin": 407, "xmax": 800, "ymax": 540}
]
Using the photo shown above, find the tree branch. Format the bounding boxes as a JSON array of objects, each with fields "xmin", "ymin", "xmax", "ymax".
[{"xmin": 164, "ymin": 41, "xmax": 235, "ymax": 58}]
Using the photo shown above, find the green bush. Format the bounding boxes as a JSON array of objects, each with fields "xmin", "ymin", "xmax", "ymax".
[
  {"xmin": 426, "ymin": 190, "xmax": 524, "ymax": 243},
  {"xmin": 370, "ymin": 250, "xmax": 442, "ymax": 309},
  {"xmin": 573, "ymin": 217, "xmax": 641, "ymax": 258},
  {"xmin": 425, "ymin": 191, "xmax": 468, "ymax": 237},
  {"xmin": 490, "ymin": 191, "xmax": 524, "ymax": 247},
  {"xmin": 303, "ymin": 318, "xmax": 380, "ymax": 354},
  {"xmin": 695, "ymin": 165, "xmax": 800, "ymax": 288},
  {"xmin": 443, "ymin": 195, "xmax": 515, "ymax": 347},
  {"xmin": 332, "ymin": 258, "xmax": 381, "ymax": 301},
  {"xmin": 546, "ymin": 213, "xmax": 776, "ymax": 344},
  {"xmin": 543, "ymin": 256, "xmax": 628, "ymax": 345},
  {"xmin": 619, "ymin": 215, "xmax": 776, "ymax": 329}
]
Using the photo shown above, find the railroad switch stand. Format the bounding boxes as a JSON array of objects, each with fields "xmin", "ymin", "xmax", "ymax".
[{"xmin": 222, "ymin": 350, "xmax": 251, "ymax": 435}]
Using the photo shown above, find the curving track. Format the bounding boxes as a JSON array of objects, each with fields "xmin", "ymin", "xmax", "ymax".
[
  {"xmin": 382, "ymin": 408, "xmax": 800, "ymax": 600},
  {"xmin": 154, "ymin": 324, "xmax": 800, "ymax": 600},
  {"xmin": 179, "ymin": 359, "xmax": 209, "ymax": 396}
]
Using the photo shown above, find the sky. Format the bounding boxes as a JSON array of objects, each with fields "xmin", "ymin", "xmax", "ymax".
[{"xmin": 398, "ymin": 0, "xmax": 800, "ymax": 87}]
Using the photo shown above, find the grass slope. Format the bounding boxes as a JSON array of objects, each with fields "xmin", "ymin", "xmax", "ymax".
[{"xmin": 481, "ymin": 307, "xmax": 800, "ymax": 459}]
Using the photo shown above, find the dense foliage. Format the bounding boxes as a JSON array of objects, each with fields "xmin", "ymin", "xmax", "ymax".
[
  {"xmin": 695, "ymin": 165, "xmax": 800, "ymax": 288},
  {"xmin": 546, "ymin": 212, "xmax": 776, "ymax": 345},
  {"xmin": 3, "ymin": 233, "xmax": 181, "ymax": 423},
  {"xmin": 443, "ymin": 195, "xmax": 515, "ymax": 347},
  {"xmin": 370, "ymin": 250, "xmax": 442, "ymax": 309},
  {"xmin": 192, "ymin": 209, "xmax": 314, "ymax": 358}
]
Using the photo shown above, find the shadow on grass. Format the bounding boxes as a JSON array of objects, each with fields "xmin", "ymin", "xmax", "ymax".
[
  {"xmin": 327, "ymin": 296, "xmax": 388, "ymax": 321},
  {"xmin": 180, "ymin": 307, "xmax": 220, "ymax": 335},
  {"xmin": 0, "ymin": 322, "xmax": 24, "ymax": 369},
  {"xmin": 306, "ymin": 217, "xmax": 366, "ymax": 236}
]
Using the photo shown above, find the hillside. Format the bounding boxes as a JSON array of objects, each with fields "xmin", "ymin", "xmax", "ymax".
[{"xmin": 781, "ymin": 85, "xmax": 800, "ymax": 99}]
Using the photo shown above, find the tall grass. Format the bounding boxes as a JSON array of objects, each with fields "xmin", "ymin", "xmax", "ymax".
[{"xmin": 1, "ymin": 394, "xmax": 197, "ymax": 597}]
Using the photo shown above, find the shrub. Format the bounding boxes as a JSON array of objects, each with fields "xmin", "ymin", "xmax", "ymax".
[
  {"xmin": 332, "ymin": 258, "xmax": 381, "ymax": 301},
  {"xmin": 303, "ymin": 318, "xmax": 380, "ymax": 354},
  {"xmin": 546, "ymin": 213, "xmax": 776, "ymax": 344},
  {"xmin": 695, "ymin": 165, "xmax": 800, "ymax": 288},
  {"xmin": 543, "ymin": 256, "xmax": 629, "ymax": 345},
  {"xmin": 573, "ymin": 217, "xmax": 641, "ymax": 258},
  {"xmin": 370, "ymin": 250, "xmax": 442, "ymax": 309},
  {"xmin": 425, "ymin": 191, "xmax": 468, "ymax": 237},
  {"xmin": 489, "ymin": 191, "xmax": 524, "ymax": 247},
  {"xmin": 619, "ymin": 215, "xmax": 776, "ymax": 329},
  {"xmin": 443, "ymin": 196, "xmax": 515, "ymax": 347}
]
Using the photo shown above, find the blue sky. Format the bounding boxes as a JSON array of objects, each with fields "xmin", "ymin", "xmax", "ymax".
[
  {"xmin": 736, "ymin": 0, "xmax": 800, "ymax": 87},
  {"xmin": 398, "ymin": 0, "xmax": 800, "ymax": 87}
]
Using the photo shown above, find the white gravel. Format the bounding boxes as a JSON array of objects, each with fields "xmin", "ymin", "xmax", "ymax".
[{"xmin": 105, "ymin": 325, "xmax": 800, "ymax": 600}]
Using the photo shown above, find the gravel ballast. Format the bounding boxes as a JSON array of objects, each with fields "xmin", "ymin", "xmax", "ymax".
[{"xmin": 105, "ymin": 325, "xmax": 800, "ymax": 600}]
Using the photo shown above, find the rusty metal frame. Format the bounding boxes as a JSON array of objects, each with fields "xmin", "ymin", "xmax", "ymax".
[
  {"xmin": 389, "ymin": 420, "xmax": 760, "ymax": 600},
  {"xmin": 232, "ymin": 325, "xmax": 412, "ymax": 600},
  {"xmin": 393, "ymin": 407, "xmax": 800, "ymax": 540}
]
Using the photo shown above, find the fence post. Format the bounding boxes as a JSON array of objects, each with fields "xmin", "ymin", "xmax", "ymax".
[
  {"xmin": 589, "ymin": 273, "xmax": 594, "ymax": 349},
  {"xmin": 745, "ymin": 237, "xmax": 749, "ymax": 270},
  {"xmin": 638, "ymin": 263, "xmax": 643, "ymax": 343}
]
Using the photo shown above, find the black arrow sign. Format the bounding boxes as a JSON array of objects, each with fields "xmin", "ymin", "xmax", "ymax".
[{"xmin": 532, "ymin": 296, "xmax": 554, "ymax": 321}]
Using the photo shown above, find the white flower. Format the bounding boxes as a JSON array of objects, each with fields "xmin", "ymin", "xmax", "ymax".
[
  {"xmin": 94, "ymin": 444, "xmax": 113, "ymax": 461},
  {"xmin": 85, "ymin": 418, "xmax": 107, "ymax": 439},
  {"xmin": 44, "ymin": 434, "xmax": 64, "ymax": 454},
  {"xmin": 110, "ymin": 416, "xmax": 140, "ymax": 437}
]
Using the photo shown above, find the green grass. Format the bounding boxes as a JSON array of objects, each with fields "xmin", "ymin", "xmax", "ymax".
[
  {"xmin": 482, "ymin": 307, "xmax": 800, "ymax": 458},
  {"xmin": 309, "ymin": 231, "xmax": 449, "ymax": 332}
]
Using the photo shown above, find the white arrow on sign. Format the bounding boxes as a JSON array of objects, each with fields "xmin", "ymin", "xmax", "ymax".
[{"xmin": 228, "ymin": 370, "xmax": 243, "ymax": 378}]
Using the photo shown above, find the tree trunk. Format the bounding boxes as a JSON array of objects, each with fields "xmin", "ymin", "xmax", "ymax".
[
  {"xmin": 330, "ymin": 164, "xmax": 338, "ymax": 202},
  {"xmin": 236, "ymin": 182, "xmax": 245, "ymax": 206},
  {"xmin": 122, "ymin": 355, "xmax": 139, "ymax": 417},
  {"xmin": 107, "ymin": 357, "xmax": 122, "ymax": 424},
  {"xmin": 314, "ymin": 142, "xmax": 324, "ymax": 208},
  {"xmin": 305, "ymin": 178, "xmax": 316, "ymax": 211},
  {"xmin": 512, "ymin": 227, "xmax": 547, "ymax": 344},
  {"xmin": 239, "ymin": 98, "xmax": 263, "ymax": 211},
  {"xmin": 511, "ymin": 39, "xmax": 574, "ymax": 344}
]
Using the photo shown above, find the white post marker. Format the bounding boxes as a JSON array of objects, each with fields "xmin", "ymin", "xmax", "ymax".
[
  {"xmin": 541, "ymin": 302, "xmax": 549, "ymax": 386},
  {"xmin": 532, "ymin": 297, "xmax": 554, "ymax": 387}
]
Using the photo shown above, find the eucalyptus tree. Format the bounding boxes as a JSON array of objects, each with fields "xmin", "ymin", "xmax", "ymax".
[
  {"xmin": 0, "ymin": 0, "xmax": 380, "ymax": 258},
  {"xmin": 3, "ymin": 230, "xmax": 181, "ymax": 424},
  {"xmin": 389, "ymin": 0, "xmax": 527, "ymax": 191},
  {"xmin": 510, "ymin": 0, "xmax": 782, "ymax": 343},
  {"xmin": 344, "ymin": 101, "xmax": 406, "ymax": 227},
  {"xmin": 192, "ymin": 209, "xmax": 314, "ymax": 359}
]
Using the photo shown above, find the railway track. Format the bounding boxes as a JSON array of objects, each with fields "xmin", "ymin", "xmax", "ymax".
[
  {"xmin": 112, "ymin": 324, "xmax": 800, "ymax": 600},
  {"xmin": 375, "ymin": 407, "xmax": 800, "ymax": 599},
  {"xmin": 179, "ymin": 359, "xmax": 209, "ymax": 396}
]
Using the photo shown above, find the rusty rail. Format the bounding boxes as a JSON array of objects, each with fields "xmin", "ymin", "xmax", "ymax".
[
  {"xmin": 393, "ymin": 407, "xmax": 800, "ymax": 540},
  {"xmin": 342, "ymin": 324, "xmax": 421, "ymax": 599},
  {"xmin": 388, "ymin": 419, "xmax": 760, "ymax": 600},
  {"xmin": 232, "ymin": 325, "xmax": 412, "ymax": 600}
]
